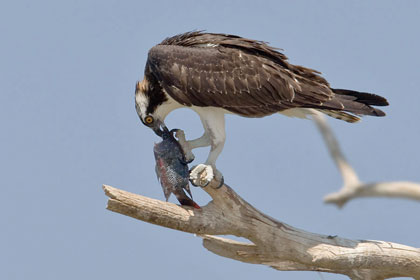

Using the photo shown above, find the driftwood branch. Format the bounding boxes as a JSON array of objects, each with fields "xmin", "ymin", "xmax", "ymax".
[
  {"xmin": 310, "ymin": 110, "xmax": 420, "ymax": 207},
  {"xmin": 103, "ymin": 181, "xmax": 420, "ymax": 279}
]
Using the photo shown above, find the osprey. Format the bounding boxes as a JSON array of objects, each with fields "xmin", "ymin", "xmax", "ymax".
[{"xmin": 135, "ymin": 31, "xmax": 388, "ymax": 185}]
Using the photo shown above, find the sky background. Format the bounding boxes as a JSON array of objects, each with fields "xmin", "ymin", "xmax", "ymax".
[{"xmin": 1, "ymin": 1, "xmax": 420, "ymax": 279}]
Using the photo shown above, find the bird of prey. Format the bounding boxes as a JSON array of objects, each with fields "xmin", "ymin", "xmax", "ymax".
[{"xmin": 135, "ymin": 31, "xmax": 388, "ymax": 185}]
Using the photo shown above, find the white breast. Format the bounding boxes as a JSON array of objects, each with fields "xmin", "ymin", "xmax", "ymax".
[{"xmin": 154, "ymin": 92, "xmax": 183, "ymax": 120}]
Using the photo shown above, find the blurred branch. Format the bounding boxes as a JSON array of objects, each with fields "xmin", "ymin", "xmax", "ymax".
[
  {"xmin": 103, "ymin": 180, "xmax": 420, "ymax": 279},
  {"xmin": 310, "ymin": 110, "xmax": 420, "ymax": 207},
  {"xmin": 324, "ymin": 181, "xmax": 420, "ymax": 207}
]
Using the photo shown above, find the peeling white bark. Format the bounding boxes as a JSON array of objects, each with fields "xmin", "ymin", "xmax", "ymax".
[
  {"xmin": 103, "ymin": 182, "xmax": 420, "ymax": 279},
  {"xmin": 310, "ymin": 110, "xmax": 420, "ymax": 207}
]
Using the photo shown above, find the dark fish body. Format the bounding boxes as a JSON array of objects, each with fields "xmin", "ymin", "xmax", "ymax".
[{"xmin": 154, "ymin": 127, "xmax": 200, "ymax": 209}]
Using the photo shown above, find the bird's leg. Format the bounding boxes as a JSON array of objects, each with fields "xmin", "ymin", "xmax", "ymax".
[
  {"xmin": 175, "ymin": 130, "xmax": 211, "ymax": 163},
  {"xmin": 204, "ymin": 139, "xmax": 225, "ymax": 181},
  {"xmin": 189, "ymin": 140, "xmax": 225, "ymax": 187},
  {"xmin": 189, "ymin": 111, "xmax": 225, "ymax": 187}
]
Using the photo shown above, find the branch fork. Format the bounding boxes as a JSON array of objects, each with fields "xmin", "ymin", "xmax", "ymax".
[
  {"xmin": 310, "ymin": 110, "xmax": 420, "ymax": 207},
  {"xmin": 103, "ymin": 176, "xmax": 420, "ymax": 279},
  {"xmin": 103, "ymin": 121, "xmax": 420, "ymax": 279}
]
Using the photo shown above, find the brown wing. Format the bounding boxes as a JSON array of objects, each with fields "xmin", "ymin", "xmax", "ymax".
[{"xmin": 145, "ymin": 44, "xmax": 335, "ymax": 117}]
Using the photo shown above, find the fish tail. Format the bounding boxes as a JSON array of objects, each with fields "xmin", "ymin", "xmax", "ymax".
[{"xmin": 178, "ymin": 198, "xmax": 201, "ymax": 209}]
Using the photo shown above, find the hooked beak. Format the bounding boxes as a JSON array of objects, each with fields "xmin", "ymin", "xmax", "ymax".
[{"xmin": 152, "ymin": 120, "xmax": 168, "ymax": 137}]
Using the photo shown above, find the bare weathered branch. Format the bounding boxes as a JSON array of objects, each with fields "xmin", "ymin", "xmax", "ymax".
[
  {"xmin": 103, "ymin": 182, "xmax": 420, "ymax": 279},
  {"xmin": 310, "ymin": 110, "xmax": 360, "ymax": 187},
  {"xmin": 310, "ymin": 109, "xmax": 420, "ymax": 207},
  {"xmin": 324, "ymin": 181, "xmax": 420, "ymax": 207}
]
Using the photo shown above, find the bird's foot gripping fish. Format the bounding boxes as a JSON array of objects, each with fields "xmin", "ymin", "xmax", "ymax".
[{"xmin": 153, "ymin": 124, "xmax": 200, "ymax": 209}]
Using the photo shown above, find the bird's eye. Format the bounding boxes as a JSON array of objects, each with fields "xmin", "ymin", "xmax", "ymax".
[{"xmin": 144, "ymin": 116, "xmax": 154, "ymax": 125}]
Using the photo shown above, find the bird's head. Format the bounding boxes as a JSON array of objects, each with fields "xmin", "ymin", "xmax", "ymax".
[{"xmin": 135, "ymin": 79, "xmax": 169, "ymax": 137}]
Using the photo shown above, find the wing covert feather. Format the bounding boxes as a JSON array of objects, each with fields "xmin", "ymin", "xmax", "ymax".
[{"xmin": 146, "ymin": 44, "xmax": 334, "ymax": 116}]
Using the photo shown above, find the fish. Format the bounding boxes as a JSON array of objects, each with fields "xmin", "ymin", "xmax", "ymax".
[{"xmin": 153, "ymin": 124, "xmax": 200, "ymax": 209}]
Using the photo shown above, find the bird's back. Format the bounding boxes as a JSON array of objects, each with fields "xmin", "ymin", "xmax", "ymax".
[{"xmin": 145, "ymin": 31, "xmax": 388, "ymax": 121}]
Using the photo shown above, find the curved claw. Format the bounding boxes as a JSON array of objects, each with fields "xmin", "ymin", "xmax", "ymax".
[
  {"xmin": 215, "ymin": 176, "xmax": 224, "ymax": 189},
  {"xmin": 179, "ymin": 157, "xmax": 194, "ymax": 165},
  {"xmin": 170, "ymin": 128, "xmax": 180, "ymax": 135}
]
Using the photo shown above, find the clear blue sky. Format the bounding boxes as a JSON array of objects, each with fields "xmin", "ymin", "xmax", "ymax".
[{"xmin": 1, "ymin": 1, "xmax": 419, "ymax": 279}]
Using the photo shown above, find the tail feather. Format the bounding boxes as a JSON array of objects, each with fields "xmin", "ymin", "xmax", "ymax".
[
  {"xmin": 317, "ymin": 109, "xmax": 360, "ymax": 123},
  {"xmin": 319, "ymin": 88, "xmax": 388, "ymax": 120},
  {"xmin": 332, "ymin": 88, "xmax": 389, "ymax": 106}
]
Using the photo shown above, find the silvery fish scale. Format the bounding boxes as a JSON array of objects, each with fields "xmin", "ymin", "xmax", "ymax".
[{"xmin": 153, "ymin": 126, "xmax": 199, "ymax": 208}]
